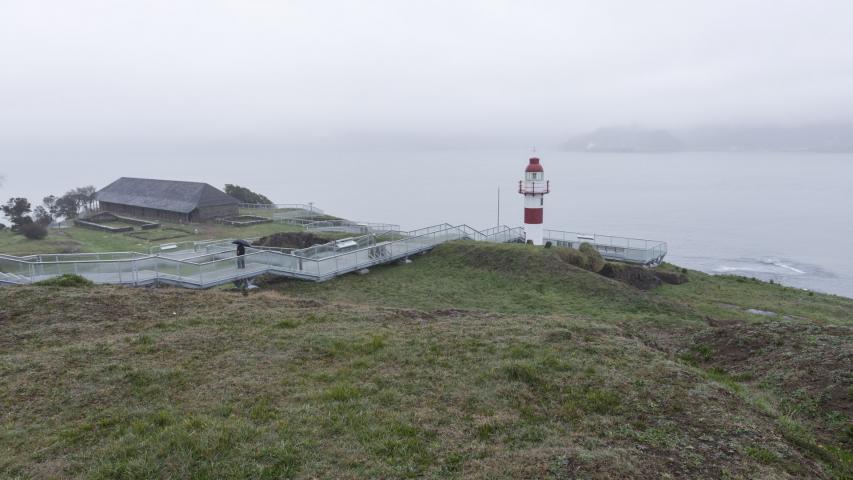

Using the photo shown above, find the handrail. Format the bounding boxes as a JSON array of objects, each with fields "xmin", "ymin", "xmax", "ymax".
[
  {"xmin": 0, "ymin": 224, "xmax": 463, "ymax": 266},
  {"xmin": 1, "ymin": 222, "xmax": 666, "ymax": 287},
  {"xmin": 304, "ymin": 219, "xmax": 401, "ymax": 233},
  {"xmin": 0, "ymin": 253, "xmax": 37, "ymax": 261},
  {"xmin": 0, "ymin": 225, "xmax": 654, "ymax": 267},
  {"xmin": 544, "ymin": 229, "xmax": 666, "ymax": 246},
  {"xmin": 239, "ymin": 203, "xmax": 324, "ymax": 214},
  {"xmin": 22, "ymin": 251, "xmax": 145, "ymax": 258}
]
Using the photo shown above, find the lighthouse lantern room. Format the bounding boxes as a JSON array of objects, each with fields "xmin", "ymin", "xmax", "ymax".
[{"xmin": 518, "ymin": 157, "xmax": 550, "ymax": 245}]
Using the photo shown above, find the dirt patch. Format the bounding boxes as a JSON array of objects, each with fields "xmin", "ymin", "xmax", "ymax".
[
  {"xmin": 431, "ymin": 308, "xmax": 472, "ymax": 318},
  {"xmin": 686, "ymin": 320, "xmax": 853, "ymax": 447},
  {"xmin": 600, "ymin": 263, "xmax": 662, "ymax": 290},
  {"xmin": 655, "ymin": 270, "xmax": 689, "ymax": 285},
  {"xmin": 380, "ymin": 308, "xmax": 435, "ymax": 322},
  {"xmin": 254, "ymin": 232, "xmax": 334, "ymax": 249},
  {"xmin": 598, "ymin": 263, "xmax": 689, "ymax": 290}
]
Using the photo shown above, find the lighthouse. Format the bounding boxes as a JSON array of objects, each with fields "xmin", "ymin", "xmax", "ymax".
[{"xmin": 518, "ymin": 157, "xmax": 550, "ymax": 245}]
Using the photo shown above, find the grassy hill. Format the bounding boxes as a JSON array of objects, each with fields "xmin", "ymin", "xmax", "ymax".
[{"xmin": 1, "ymin": 242, "xmax": 850, "ymax": 479}]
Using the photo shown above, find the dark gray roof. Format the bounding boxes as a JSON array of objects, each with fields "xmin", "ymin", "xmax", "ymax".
[{"xmin": 96, "ymin": 177, "xmax": 239, "ymax": 214}]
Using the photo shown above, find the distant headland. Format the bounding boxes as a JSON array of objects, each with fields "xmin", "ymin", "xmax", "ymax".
[{"xmin": 561, "ymin": 123, "xmax": 853, "ymax": 153}]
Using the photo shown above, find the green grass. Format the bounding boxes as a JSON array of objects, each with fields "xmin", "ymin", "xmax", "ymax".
[
  {"xmin": 1, "ymin": 241, "xmax": 851, "ymax": 478},
  {"xmin": 745, "ymin": 445, "xmax": 779, "ymax": 464},
  {"xmin": 34, "ymin": 273, "xmax": 93, "ymax": 287},
  {"xmin": 0, "ymin": 221, "xmax": 305, "ymax": 256},
  {"xmin": 273, "ymin": 242, "xmax": 685, "ymax": 321},
  {"xmin": 655, "ymin": 263, "xmax": 853, "ymax": 327}
]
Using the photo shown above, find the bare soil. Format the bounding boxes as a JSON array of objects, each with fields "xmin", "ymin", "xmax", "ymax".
[{"xmin": 254, "ymin": 232, "xmax": 334, "ymax": 249}]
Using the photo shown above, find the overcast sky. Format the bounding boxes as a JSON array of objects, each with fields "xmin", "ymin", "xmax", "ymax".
[{"xmin": 2, "ymin": 0, "xmax": 853, "ymax": 149}]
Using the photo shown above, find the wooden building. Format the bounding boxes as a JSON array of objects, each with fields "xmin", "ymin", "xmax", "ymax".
[{"xmin": 95, "ymin": 177, "xmax": 239, "ymax": 223}]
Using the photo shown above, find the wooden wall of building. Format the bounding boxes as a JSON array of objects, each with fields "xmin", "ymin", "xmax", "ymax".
[{"xmin": 99, "ymin": 202, "xmax": 237, "ymax": 223}]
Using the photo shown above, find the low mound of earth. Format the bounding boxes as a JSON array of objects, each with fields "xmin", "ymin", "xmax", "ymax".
[
  {"xmin": 436, "ymin": 241, "xmax": 687, "ymax": 290},
  {"xmin": 254, "ymin": 232, "xmax": 334, "ymax": 249},
  {"xmin": 1, "ymin": 241, "xmax": 851, "ymax": 478}
]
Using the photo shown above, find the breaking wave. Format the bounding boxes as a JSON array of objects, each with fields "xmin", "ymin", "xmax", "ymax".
[
  {"xmin": 711, "ymin": 257, "xmax": 809, "ymax": 276},
  {"xmin": 761, "ymin": 258, "xmax": 805, "ymax": 274}
]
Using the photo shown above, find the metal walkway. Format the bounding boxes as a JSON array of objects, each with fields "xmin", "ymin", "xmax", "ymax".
[
  {"xmin": 0, "ymin": 224, "xmax": 524, "ymax": 288},
  {"xmin": 544, "ymin": 229, "xmax": 667, "ymax": 266},
  {"xmin": 0, "ymin": 224, "xmax": 667, "ymax": 288}
]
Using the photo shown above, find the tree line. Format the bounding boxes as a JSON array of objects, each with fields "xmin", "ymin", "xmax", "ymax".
[
  {"xmin": 1, "ymin": 181, "xmax": 275, "ymax": 240},
  {"xmin": 1, "ymin": 186, "xmax": 97, "ymax": 239},
  {"xmin": 224, "ymin": 184, "xmax": 273, "ymax": 205}
]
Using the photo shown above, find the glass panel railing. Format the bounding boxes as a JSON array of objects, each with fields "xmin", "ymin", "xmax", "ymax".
[
  {"xmin": 3, "ymin": 223, "xmax": 662, "ymax": 286},
  {"xmin": 543, "ymin": 229, "xmax": 667, "ymax": 265},
  {"xmin": 0, "ymin": 257, "xmax": 32, "ymax": 282}
]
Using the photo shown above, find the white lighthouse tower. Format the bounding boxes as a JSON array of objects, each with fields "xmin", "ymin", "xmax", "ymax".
[{"xmin": 518, "ymin": 157, "xmax": 550, "ymax": 245}]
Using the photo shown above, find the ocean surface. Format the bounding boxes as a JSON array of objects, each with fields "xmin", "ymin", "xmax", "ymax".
[{"xmin": 3, "ymin": 149, "xmax": 852, "ymax": 297}]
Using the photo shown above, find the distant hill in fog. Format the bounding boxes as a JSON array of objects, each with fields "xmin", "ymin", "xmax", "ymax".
[
  {"xmin": 560, "ymin": 126, "xmax": 683, "ymax": 152},
  {"xmin": 562, "ymin": 124, "xmax": 853, "ymax": 152}
]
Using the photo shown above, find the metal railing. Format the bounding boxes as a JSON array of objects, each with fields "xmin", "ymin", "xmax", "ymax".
[
  {"xmin": 544, "ymin": 229, "xmax": 667, "ymax": 265},
  {"xmin": 304, "ymin": 220, "xmax": 401, "ymax": 235},
  {"xmin": 240, "ymin": 203, "xmax": 405, "ymax": 237},
  {"xmin": 0, "ymin": 224, "xmax": 479, "ymax": 287},
  {"xmin": 239, "ymin": 203, "xmax": 324, "ymax": 215},
  {"xmin": 1, "ymin": 224, "xmax": 668, "ymax": 288},
  {"xmin": 519, "ymin": 180, "xmax": 550, "ymax": 195}
]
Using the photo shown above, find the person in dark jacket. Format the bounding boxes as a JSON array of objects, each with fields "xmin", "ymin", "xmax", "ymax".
[{"xmin": 236, "ymin": 243, "xmax": 246, "ymax": 269}]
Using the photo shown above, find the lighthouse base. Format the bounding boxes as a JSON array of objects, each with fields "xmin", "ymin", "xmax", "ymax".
[{"xmin": 525, "ymin": 223, "xmax": 543, "ymax": 245}]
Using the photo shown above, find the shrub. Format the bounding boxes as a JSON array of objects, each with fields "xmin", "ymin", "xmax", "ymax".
[
  {"xmin": 599, "ymin": 263, "xmax": 662, "ymax": 290},
  {"xmin": 554, "ymin": 245, "xmax": 605, "ymax": 273},
  {"xmin": 555, "ymin": 248, "xmax": 587, "ymax": 269},
  {"xmin": 578, "ymin": 243, "xmax": 606, "ymax": 273},
  {"xmin": 224, "ymin": 184, "xmax": 273, "ymax": 204},
  {"xmin": 20, "ymin": 222, "xmax": 48, "ymax": 240},
  {"xmin": 35, "ymin": 274, "xmax": 93, "ymax": 287}
]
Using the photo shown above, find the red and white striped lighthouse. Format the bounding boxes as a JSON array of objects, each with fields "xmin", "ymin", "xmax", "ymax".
[{"xmin": 518, "ymin": 157, "xmax": 550, "ymax": 245}]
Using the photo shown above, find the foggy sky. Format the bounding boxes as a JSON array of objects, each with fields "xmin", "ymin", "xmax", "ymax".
[{"xmin": 2, "ymin": 0, "xmax": 853, "ymax": 148}]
